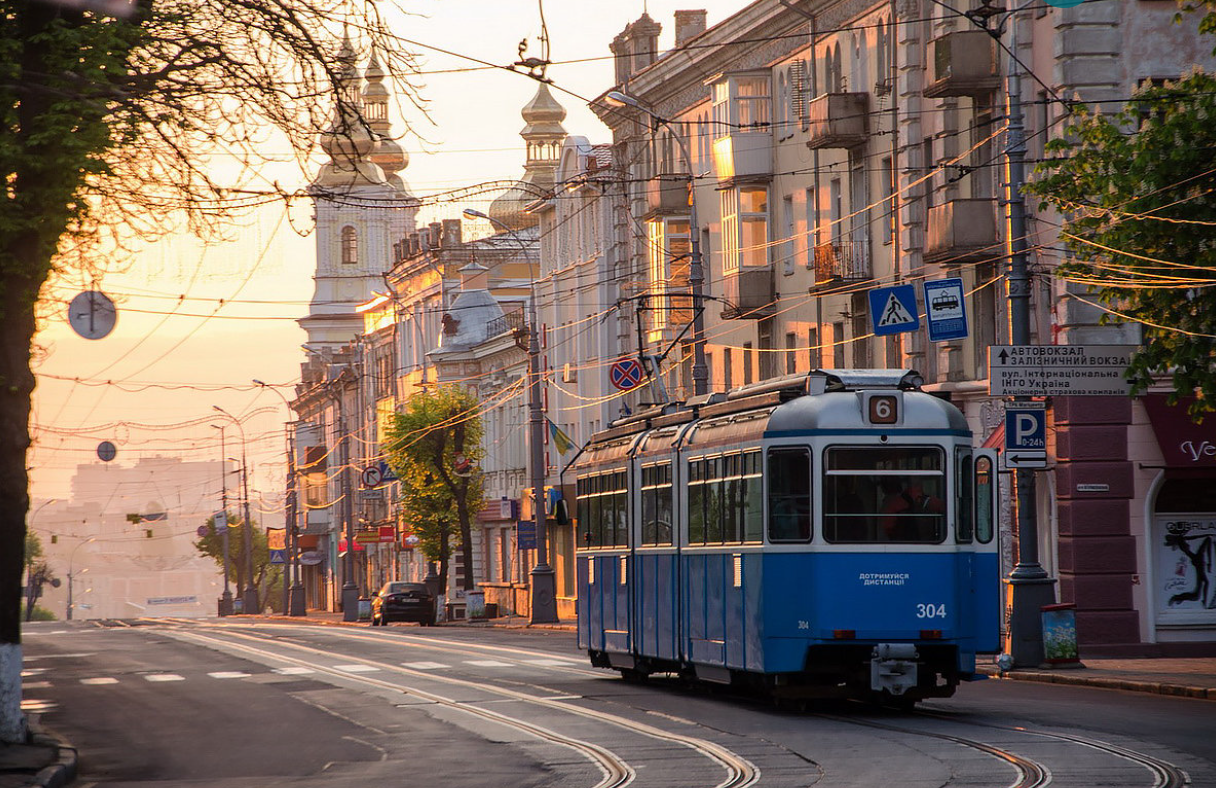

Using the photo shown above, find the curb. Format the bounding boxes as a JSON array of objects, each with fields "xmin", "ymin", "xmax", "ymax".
[
  {"xmin": 25, "ymin": 727, "xmax": 77, "ymax": 788},
  {"xmin": 977, "ymin": 667, "xmax": 1216, "ymax": 700}
]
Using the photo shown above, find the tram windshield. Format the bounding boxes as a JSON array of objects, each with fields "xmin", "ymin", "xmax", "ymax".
[{"xmin": 823, "ymin": 446, "xmax": 946, "ymax": 543}]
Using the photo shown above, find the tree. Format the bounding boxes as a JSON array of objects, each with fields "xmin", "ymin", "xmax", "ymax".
[
  {"xmin": 193, "ymin": 514, "xmax": 281, "ymax": 614},
  {"xmin": 22, "ymin": 532, "xmax": 56, "ymax": 622},
  {"xmin": 1024, "ymin": 6, "xmax": 1216, "ymax": 419},
  {"xmin": 383, "ymin": 385, "xmax": 486, "ymax": 597},
  {"xmin": 2, "ymin": 0, "xmax": 421, "ymax": 741}
]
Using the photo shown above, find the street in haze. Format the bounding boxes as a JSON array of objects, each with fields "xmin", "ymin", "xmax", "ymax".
[{"xmin": 21, "ymin": 620, "xmax": 1216, "ymax": 788}]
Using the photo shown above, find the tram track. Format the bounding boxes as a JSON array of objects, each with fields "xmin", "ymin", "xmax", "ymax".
[{"xmin": 164, "ymin": 623, "xmax": 760, "ymax": 788}]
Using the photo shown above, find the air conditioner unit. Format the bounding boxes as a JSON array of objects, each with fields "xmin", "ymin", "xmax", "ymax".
[{"xmin": 562, "ymin": 363, "xmax": 578, "ymax": 383}]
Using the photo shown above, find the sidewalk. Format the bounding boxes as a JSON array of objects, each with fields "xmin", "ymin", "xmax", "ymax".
[{"xmin": 0, "ymin": 717, "xmax": 75, "ymax": 788}]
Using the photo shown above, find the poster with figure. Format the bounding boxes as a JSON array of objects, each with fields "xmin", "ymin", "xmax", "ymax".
[{"xmin": 1156, "ymin": 517, "xmax": 1216, "ymax": 622}]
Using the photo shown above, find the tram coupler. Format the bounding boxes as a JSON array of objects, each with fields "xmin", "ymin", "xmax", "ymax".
[{"xmin": 870, "ymin": 643, "xmax": 919, "ymax": 695}]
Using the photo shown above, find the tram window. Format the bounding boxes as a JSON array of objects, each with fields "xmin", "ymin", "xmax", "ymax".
[
  {"xmin": 767, "ymin": 448, "xmax": 812, "ymax": 542},
  {"xmin": 823, "ymin": 446, "xmax": 945, "ymax": 543},
  {"xmin": 956, "ymin": 448, "xmax": 974, "ymax": 543},
  {"xmin": 743, "ymin": 450, "xmax": 764, "ymax": 542},
  {"xmin": 614, "ymin": 471, "xmax": 629, "ymax": 547},
  {"xmin": 975, "ymin": 455, "xmax": 995, "ymax": 543},
  {"xmin": 641, "ymin": 463, "xmax": 673, "ymax": 546},
  {"xmin": 689, "ymin": 460, "xmax": 706, "ymax": 543}
]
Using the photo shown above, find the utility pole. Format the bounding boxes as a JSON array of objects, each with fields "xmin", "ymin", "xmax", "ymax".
[
  {"xmin": 340, "ymin": 410, "xmax": 359, "ymax": 621},
  {"xmin": 212, "ymin": 424, "xmax": 233, "ymax": 616},
  {"xmin": 994, "ymin": 2, "xmax": 1055, "ymax": 667},
  {"xmin": 462, "ymin": 208, "xmax": 558, "ymax": 624}
]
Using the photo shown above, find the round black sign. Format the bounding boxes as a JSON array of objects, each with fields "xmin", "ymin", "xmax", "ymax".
[{"xmin": 97, "ymin": 441, "xmax": 117, "ymax": 462}]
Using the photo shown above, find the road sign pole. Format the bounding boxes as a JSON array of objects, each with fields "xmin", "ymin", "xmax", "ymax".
[{"xmin": 1000, "ymin": 13, "xmax": 1055, "ymax": 668}]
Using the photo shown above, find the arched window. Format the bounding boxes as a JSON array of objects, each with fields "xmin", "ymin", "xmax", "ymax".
[{"xmin": 341, "ymin": 226, "xmax": 358, "ymax": 265}]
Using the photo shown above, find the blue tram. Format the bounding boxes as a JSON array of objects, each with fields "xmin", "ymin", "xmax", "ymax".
[{"xmin": 574, "ymin": 369, "xmax": 1000, "ymax": 703}]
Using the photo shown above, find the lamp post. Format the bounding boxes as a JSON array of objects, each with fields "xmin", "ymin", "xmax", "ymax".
[
  {"xmin": 462, "ymin": 207, "xmax": 558, "ymax": 624},
  {"xmin": 213, "ymin": 406, "xmax": 258, "ymax": 615},
  {"xmin": 603, "ymin": 90, "xmax": 708, "ymax": 398},
  {"xmin": 211, "ymin": 424, "xmax": 233, "ymax": 616},
  {"xmin": 65, "ymin": 537, "xmax": 95, "ymax": 621},
  {"xmin": 254, "ymin": 379, "xmax": 305, "ymax": 617}
]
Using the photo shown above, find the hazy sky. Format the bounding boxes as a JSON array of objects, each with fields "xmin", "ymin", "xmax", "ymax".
[{"xmin": 30, "ymin": 0, "xmax": 744, "ymax": 517}]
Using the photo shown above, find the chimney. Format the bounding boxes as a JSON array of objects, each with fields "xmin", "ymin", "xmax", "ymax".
[
  {"xmin": 441, "ymin": 219, "xmax": 462, "ymax": 248},
  {"xmin": 674, "ymin": 10, "xmax": 707, "ymax": 47},
  {"xmin": 610, "ymin": 13, "xmax": 662, "ymax": 84}
]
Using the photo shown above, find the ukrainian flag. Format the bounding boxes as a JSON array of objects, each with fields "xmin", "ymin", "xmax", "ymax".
[{"xmin": 548, "ymin": 419, "xmax": 574, "ymax": 455}]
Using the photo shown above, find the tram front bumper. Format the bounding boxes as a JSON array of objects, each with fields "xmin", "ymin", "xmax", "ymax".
[{"xmin": 870, "ymin": 643, "xmax": 920, "ymax": 695}]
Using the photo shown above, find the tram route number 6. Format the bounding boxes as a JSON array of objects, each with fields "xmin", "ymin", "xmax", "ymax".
[
  {"xmin": 866, "ymin": 393, "xmax": 900, "ymax": 425},
  {"xmin": 917, "ymin": 603, "xmax": 947, "ymax": 619}
]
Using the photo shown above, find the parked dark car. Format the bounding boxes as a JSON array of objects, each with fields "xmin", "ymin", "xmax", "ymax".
[{"xmin": 370, "ymin": 581, "xmax": 436, "ymax": 626}]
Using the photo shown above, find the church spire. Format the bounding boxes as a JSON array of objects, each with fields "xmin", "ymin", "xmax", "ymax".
[{"xmin": 488, "ymin": 82, "xmax": 567, "ymax": 232}]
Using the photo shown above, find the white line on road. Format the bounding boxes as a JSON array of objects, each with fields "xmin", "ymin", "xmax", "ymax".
[
  {"xmin": 24, "ymin": 681, "xmax": 52, "ymax": 689},
  {"xmin": 333, "ymin": 664, "xmax": 380, "ymax": 673},
  {"xmin": 144, "ymin": 673, "xmax": 185, "ymax": 682},
  {"xmin": 272, "ymin": 666, "xmax": 315, "ymax": 675},
  {"xmin": 208, "ymin": 671, "xmax": 252, "ymax": 679},
  {"xmin": 522, "ymin": 658, "xmax": 581, "ymax": 666},
  {"xmin": 401, "ymin": 662, "xmax": 449, "ymax": 670},
  {"xmin": 80, "ymin": 677, "xmax": 119, "ymax": 685},
  {"xmin": 464, "ymin": 660, "xmax": 513, "ymax": 667}
]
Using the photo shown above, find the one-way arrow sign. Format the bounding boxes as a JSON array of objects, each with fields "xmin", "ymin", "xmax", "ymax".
[{"xmin": 1003, "ymin": 450, "xmax": 1047, "ymax": 469}]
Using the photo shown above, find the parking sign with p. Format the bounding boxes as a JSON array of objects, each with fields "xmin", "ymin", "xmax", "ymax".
[{"xmin": 1004, "ymin": 405, "xmax": 1047, "ymax": 469}]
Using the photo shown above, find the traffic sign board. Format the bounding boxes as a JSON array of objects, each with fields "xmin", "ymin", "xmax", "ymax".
[
  {"xmin": 923, "ymin": 278, "xmax": 968, "ymax": 342},
  {"xmin": 1005, "ymin": 407, "xmax": 1046, "ymax": 451},
  {"xmin": 268, "ymin": 549, "xmax": 287, "ymax": 564},
  {"xmin": 610, "ymin": 358, "xmax": 645, "ymax": 391},
  {"xmin": 97, "ymin": 441, "xmax": 117, "ymax": 462},
  {"xmin": 361, "ymin": 464, "xmax": 383, "ymax": 489},
  {"xmin": 1003, "ymin": 451, "xmax": 1048, "ymax": 469},
  {"xmin": 989, "ymin": 345, "xmax": 1135, "ymax": 396},
  {"xmin": 868, "ymin": 285, "xmax": 920, "ymax": 336},
  {"xmin": 378, "ymin": 460, "xmax": 398, "ymax": 482}
]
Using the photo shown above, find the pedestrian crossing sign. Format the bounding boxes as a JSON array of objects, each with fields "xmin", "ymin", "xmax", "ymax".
[{"xmin": 868, "ymin": 284, "xmax": 920, "ymax": 336}]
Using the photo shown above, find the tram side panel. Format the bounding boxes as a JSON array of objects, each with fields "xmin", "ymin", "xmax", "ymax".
[{"xmin": 634, "ymin": 550, "xmax": 679, "ymax": 662}]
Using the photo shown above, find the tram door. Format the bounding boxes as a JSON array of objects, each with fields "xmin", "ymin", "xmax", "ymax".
[
  {"xmin": 972, "ymin": 448, "xmax": 1001, "ymax": 651},
  {"xmin": 576, "ymin": 468, "xmax": 632, "ymax": 656}
]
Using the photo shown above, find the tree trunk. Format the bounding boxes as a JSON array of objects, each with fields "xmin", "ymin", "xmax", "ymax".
[{"xmin": 456, "ymin": 489, "xmax": 475, "ymax": 591}]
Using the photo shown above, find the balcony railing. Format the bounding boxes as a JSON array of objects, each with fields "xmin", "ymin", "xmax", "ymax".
[
  {"xmin": 924, "ymin": 30, "xmax": 1000, "ymax": 98},
  {"xmin": 813, "ymin": 240, "xmax": 872, "ymax": 285},
  {"xmin": 487, "ymin": 308, "xmax": 528, "ymax": 340},
  {"xmin": 805, "ymin": 92, "xmax": 870, "ymax": 149},
  {"xmin": 924, "ymin": 199, "xmax": 998, "ymax": 265}
]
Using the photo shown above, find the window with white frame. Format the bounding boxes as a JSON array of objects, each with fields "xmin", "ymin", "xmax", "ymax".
[
  {"xmin": 646, "ymin": 217, "xmax": 691, "ymax": 333},
  {"xmin": 711, "ymin": 74, "xmax": 772, "ymax": 137},
  {"xmin": 720, "ymin": 187, "xmax": 769, "ymax": 274}
]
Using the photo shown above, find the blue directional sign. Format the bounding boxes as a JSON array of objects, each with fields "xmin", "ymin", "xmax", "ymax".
[
  {"xmin": 516, "ymin": 519, "xmax": 537, "ymax": 550},
  {"xmin": 269, "ymin": 549, "xmax": 287, "ymax": 565},
  {"xmin": 923, "ymin": 277, "xmax": 968, "ymax": 342},
  {"xmin": 378, "ymin": 460, "xmax": 398, "ymax": 482},
  {"xmin": 868, "ymin": 284, "xmax": 920, "ymax": 336}
]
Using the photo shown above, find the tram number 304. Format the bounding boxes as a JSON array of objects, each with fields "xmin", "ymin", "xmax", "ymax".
[{"xmin": 917, "ymin": 603, "xmax": 947, "ymax": 619}]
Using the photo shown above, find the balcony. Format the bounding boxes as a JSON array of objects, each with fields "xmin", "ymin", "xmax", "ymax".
[
  {"xmin": 805, "ymin": 93, "xmax": 870, "ymax": 150},
  {"xmin": 812, "ymin": 240, "xmax": 872, "ymax": 287},
  {"xmin": 712, "ymin": 132, "xmax": 772, "ymax": 183},
  {"xmin": 646, "ymin": 174, "xmax": 691, "ymax": 217},
  {"xmin": 720, "ymin": 268, "xmax": 775, "ymax": 319},
  {"xmin": 924, "ymin": 30, "xmax": 1000, "ymax": 98},
  {"xmin": 924, "ymin": 199, "xmax": 998, "ymax": 265}
]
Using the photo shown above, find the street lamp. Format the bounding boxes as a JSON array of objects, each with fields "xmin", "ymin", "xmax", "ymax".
[
  {"xmin": 462, "ymin": 207, "xmax": 558, "ymax": 624},
  {"xmin": 254, "ymin": 379, "xmax": 305, "ymax": 617},
  {"xmin": 603, "ymin": 90, "xmax": 708, "ymax": 398},
  {"xmin": 213, "ymin": 405, "xmax": 258, "ymax": 615},
  {"xmin": 211, "ymin": 424, "xmax": 234, "ymax": 616},
  {"xmin": 66, "ymin": 537, "xmax": 95, "ymax": 621}
]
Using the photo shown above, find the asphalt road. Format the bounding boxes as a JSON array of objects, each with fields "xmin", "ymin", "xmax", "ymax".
[{"xmin": 20, "ymin": 619, "xmax": 1216, "ymax": 788}]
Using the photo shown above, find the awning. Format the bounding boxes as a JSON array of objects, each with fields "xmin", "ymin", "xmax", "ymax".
[{"xmin": 1143, "ymin": 394, "xmax": 1216, "ymax": 468}]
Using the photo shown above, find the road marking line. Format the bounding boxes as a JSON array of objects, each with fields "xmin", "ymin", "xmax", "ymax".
[
  {"xmin": 333, "ymin": 664, "xmax": 380, "ymax": 673},
  {"xmin": 272, "ymin": 666, "xmax": 315, "ymax": 675},
  {"xmin": 24, "ymin": 681, "xmax": 52, "ymax": 689},
  {"xmin": 208, "ymin": 671, "xmax": 252, "ymax": 679},
  {"xmin": 80, "ymin": 677, "xmax": 119, "ymax": 685},
  {"xmin": 465, "ymin": 660, "xmax": 513, "ymax": 667},
  {"xmin": 21, "ymin": 669, "xmax": 48, "ymax": 677},
  {"xmin": 144, "ymin": 673, "xmax": 185, "ymax": 682},
  {"xmin": 401, "ymin": 661, "xmax": 449, "ymax": 670},
  {"xmin": 522, "ymin": 658, "xmax": 581, "ymax": 666}
]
